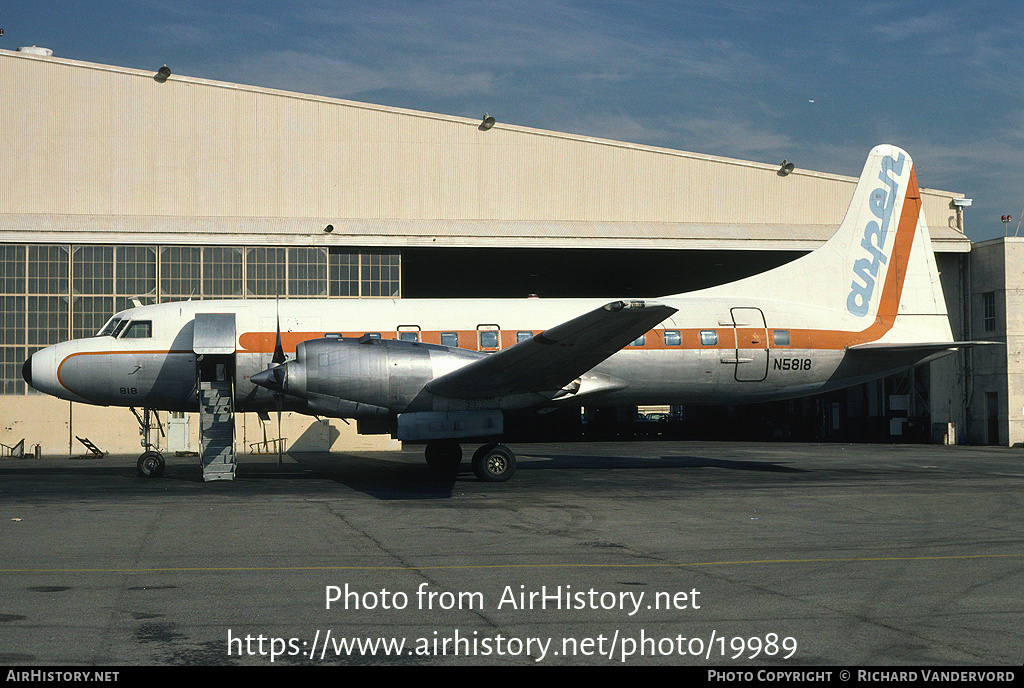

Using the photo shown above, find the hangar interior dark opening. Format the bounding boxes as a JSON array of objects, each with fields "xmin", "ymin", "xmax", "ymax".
[
  {"xmin": 401, "ymin": 247, "xmax": 806, "ymax": 299},
  {"xmin": 401, "ymin": 246, "xmax": 934, "ymax": 444}
]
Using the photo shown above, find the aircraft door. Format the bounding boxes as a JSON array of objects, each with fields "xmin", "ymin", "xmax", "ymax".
[
  {"xmin": 193, "ymin": 312, "xmax": 237, "ymax": 385},
  {"xmin": 477, "ymin": 324, "xmax": 501, "ymax": 351},
  {"xmin": 730, "ymin": 307, "xmax": 768, "ymax": 382},
  {"xmin": 193, "ymin": 313, "xmax": 236, "ymax": 356}
]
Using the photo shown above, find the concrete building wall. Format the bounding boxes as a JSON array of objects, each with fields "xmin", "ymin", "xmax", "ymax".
[
  {"xmin": 966, "ymin": 238, "xmax": 1024, "ymax": 446},
  {"xmin": 927, "ymin": 252, "xmax": 972, "ymax": 441}
]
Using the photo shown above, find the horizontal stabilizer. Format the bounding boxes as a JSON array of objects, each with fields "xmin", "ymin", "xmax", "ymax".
[
  {"xmin": 847, "ymin": 341, "xmax": 1001, "ymax": 354},
  {"xmin": 426, "ymin": 300, "xmax": 676, "ymax": 400}
]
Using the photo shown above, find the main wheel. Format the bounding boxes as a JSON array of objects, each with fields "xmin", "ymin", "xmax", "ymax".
[
  {"xmin": 424, "ymin": 440, "xmax": 462, "ymax": 472},
  {"xmin": 471, "ymin": 443, "xmax": 516, "ymax": 482},
  {"xmin": 137, "ymin": 451, "xmax": 165, "ymax": 479}
]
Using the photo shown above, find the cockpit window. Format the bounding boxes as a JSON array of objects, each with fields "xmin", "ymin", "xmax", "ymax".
[
  {"xmin": 97, "ymin": 318, "xmax": 123, "ymax": 337},
  {"xmin": 121, "ymin": 320, "xmax": 153, "ymax": 339}
]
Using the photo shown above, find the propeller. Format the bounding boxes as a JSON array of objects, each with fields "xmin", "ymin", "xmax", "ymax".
[
  {"xmin": 273, "ymin": 295, "xmax": 286, "ymax": 365},
  {"xmin": 272, "ymin": 296, "xmax": 284, "ymax": 466}
]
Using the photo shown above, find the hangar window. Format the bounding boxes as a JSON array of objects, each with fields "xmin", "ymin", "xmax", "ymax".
[
  {"xmin": 288, "ymin": 247, "xmax": 328, "ymax": 297},
  {"xmin": 772, "ymin": 330, "xmax": 790, "ymax": 346},
  {"xmin": 983, "ymin": 292, "xmax": 996, "ymax": 332},
  {"xmin": 27, "ymin": 296, "xmax": 66, "ymax": 349},
  {"xmin": 116, "ymin": 246, "xmax": 156, "ymax": 300},
  {"xmin": 441, "ymin": 332, "xmax": 459, "ymax": 347},
  {"xmin": 361, "ymin": 253, "xmax": 401, "ymax": 298},
  {"xmin": 121, "ymin": 321, "xmax": 152, "ymax": 339},
  {"xmin": 160, "ymin": 246, "xmax": 202, "ymax": 299},
  {"xmin": 700, "ymin": 330, "xmax": 718, "ymax": 346},
  {"xmin": 246, "ymin": 247, "xmax": 287, "ymax": 297},
  {"xmin": 664, "ymin": 330, "xmax": 681, "ymax": 346},
  {"xmin": 203, "ymin": 247, "xmax": 244, "ymax": 298},
  {"xmin": 28, "ymin": 245, "xmax": 69, "ymax": 295},
  {"xmin": 0, "ymin": 245, "xmax": 25, "ymax": 294}
]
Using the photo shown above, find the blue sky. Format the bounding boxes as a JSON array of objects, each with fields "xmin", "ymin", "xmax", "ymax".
[{"xmin": 4, "ymin": 1, "xmax": 1023, "ymax": 240}]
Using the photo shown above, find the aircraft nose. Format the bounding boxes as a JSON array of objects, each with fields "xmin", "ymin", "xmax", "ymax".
[{"xmin": 20, "ymin": 344, "xmax": 90, "ymax": 403}]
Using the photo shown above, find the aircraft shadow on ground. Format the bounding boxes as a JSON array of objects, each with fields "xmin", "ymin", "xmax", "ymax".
[
  {"xmin": 527, "ymin": 454, "xmax": 809, "ymax": 473},
  {"xmin": 0, "ymin": 450, "xmax": 810, "ymax": 503}
]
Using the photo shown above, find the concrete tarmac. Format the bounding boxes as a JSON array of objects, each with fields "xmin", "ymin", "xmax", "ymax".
[{"xmin": 1, "ymin": 440, "xmax": 1022, "ymax": 666}]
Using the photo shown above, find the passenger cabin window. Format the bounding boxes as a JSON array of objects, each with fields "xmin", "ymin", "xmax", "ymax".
[
  {"xmin": 516, "ymin": 331, "xmax": 533, "ymax": 343},
  {"xmin": 440, "ymin": 332, "xmax": 459, "ymax": 347},
  {"xmin": 399, "ymin": 331, "xmax": 419, "ymax": 342},
  {"xmin": 772, "ymin": 330, "xmax": 790, "ymax": 346},
  {"xmin": 664, "ymin": 330, "xmax": 681, "ymax": 346},
  {"xmin": 630, "ymin": 334, "xmax": 645, "ymax": 347},
  {"xmin": 121, "ymin": 320, "xmax": 153, "ymax": 339},
  {"xmin": 700, "ymin": 330, "xmax": 718, "ymax": 346}
]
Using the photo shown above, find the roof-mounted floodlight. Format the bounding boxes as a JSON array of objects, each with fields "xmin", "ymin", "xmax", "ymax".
[
  {"xmin": 479, "ymin": 113, "xmax": 496, "ymax": 131},
  {"xmin": 952, "ymin": 198, "xmax": 973, "ymax": 207},
  {"xmin": 778, "ymin": 160, "xmax": 795, "ymax": 176},
  {"xmin": 155, "ymin": 65, "xmax": 171, "ymax": 83}
]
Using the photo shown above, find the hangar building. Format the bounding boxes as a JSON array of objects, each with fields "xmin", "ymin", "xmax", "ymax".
[{"xmin": 2, "ymin": 46, "xmax": 1013, "ymax": 458}]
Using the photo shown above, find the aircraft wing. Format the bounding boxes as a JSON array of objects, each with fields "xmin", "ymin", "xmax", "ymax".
[{"xmin": 425, "ymin": 300, "xmax": 677, "ymax": 400}]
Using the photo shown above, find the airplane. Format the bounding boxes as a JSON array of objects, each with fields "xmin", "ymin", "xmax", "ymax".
[{"xmin": 22, "ymin": 145, "xmax": 983, "ymax": 483}]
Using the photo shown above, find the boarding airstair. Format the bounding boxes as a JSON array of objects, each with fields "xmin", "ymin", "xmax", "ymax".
[
  {"xmin": 194, "ymin": 313, "xmax": 238, "ymax": 482},
  {"xmin": 199, "ymin": 377, "xmax": 236, "ymax": 481}
]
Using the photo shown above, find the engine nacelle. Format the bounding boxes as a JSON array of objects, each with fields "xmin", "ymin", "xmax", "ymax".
[{"xmin": 250, "ymin": 336, "xmax": 486, "ymax": 419}]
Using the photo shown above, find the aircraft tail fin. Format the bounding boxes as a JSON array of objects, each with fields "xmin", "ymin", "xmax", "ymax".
[{"xmin": 692, "ymin": 144, "xmax": 952, "ymax": 346}]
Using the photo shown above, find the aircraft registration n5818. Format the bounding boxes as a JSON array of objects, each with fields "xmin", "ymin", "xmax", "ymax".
[{"xmin": 23, "ymin": 145, "xmax": 989, "ymax": 482}]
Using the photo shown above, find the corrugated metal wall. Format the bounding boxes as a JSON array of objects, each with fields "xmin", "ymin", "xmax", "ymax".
[{"xmin": 2, "ymin": 49, "xmax": 963, "ymax": 241}]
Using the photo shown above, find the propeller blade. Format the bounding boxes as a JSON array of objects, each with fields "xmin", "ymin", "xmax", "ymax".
[
  {"xmin": 273, "ymin": 296, "xmax": 285, "ymax": 365},
  {"xmin": 276, "ymin": 394, "xmax": 283, "ymax": 467}
]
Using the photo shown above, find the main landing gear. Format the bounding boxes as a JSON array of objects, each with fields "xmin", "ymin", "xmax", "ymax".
[{"xmin": 424, "ymin": 439, "xmax": 517, "ymax": 482}]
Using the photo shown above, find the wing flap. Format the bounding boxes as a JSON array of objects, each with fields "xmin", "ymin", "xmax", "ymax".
[{"xmin": 425, "ymin": 300, "xmax": 677, "ymax": 400}]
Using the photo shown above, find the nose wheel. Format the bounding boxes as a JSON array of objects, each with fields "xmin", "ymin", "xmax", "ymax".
[{"xmin": 137, "ymin": 450, "xmax": 165, "ymax": 478}]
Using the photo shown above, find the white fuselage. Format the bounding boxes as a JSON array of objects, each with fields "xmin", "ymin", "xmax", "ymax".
[{"xmin": 24, "ymin": 294, "xmax": 939, "ymax": 415}]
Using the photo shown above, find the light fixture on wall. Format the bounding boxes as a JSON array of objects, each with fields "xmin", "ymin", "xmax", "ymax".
[
  {"xmin": 778, "ymin": 160, "xmax": 795, "ymax": 176},
  {"xmin": 479, "ymin": 113, "xmax": 496, "ymax": 131},
  {"xmin": 155, "ymin": 65, "xmax": 171, "ymax": 83}
]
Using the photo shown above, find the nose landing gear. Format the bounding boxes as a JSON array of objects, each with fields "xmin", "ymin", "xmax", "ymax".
[{"xmin": 131, "ymin": 407, "xmax": 166, "ymax": 479}]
